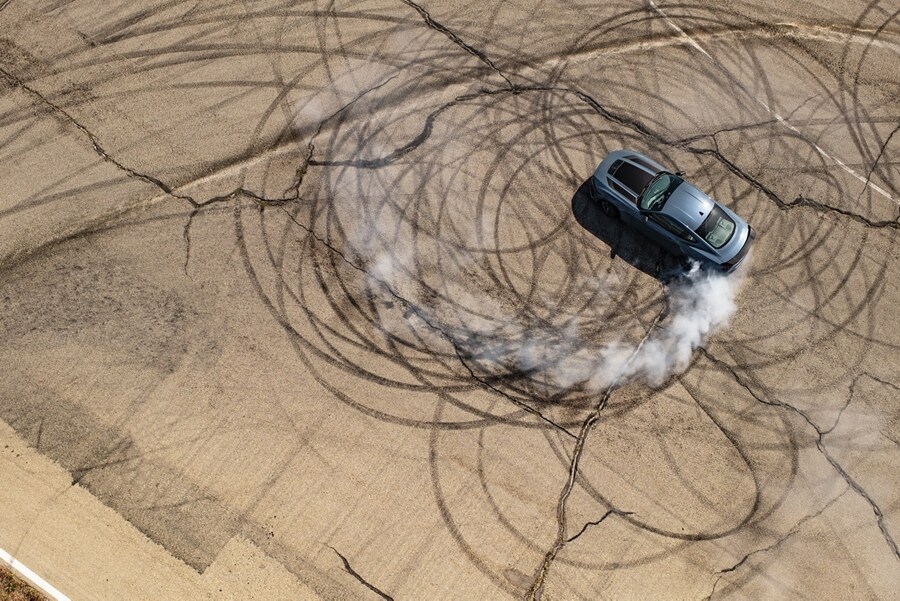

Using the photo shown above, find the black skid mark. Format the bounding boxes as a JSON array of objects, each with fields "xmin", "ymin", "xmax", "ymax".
[{"xmin": 276, "ymin": 206, "xmax": 576, "ymax": 438}]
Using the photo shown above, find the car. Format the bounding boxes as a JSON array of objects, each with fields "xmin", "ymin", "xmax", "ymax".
[{"xmin": 590, "ymin": 150, "xmax": 754, "ymax": 273}]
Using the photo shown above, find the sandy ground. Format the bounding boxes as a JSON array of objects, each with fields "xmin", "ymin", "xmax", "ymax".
[{"xmin": 1, "ymin": 0, "xmax": 899, "ymax": 599}]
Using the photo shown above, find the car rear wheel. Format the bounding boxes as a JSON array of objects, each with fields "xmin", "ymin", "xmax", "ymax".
[{"xmin": 599, "ymin": 198, "xmax": 619, "ymax": 219}]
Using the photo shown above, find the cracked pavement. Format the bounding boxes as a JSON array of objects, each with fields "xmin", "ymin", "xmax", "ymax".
[{"xmin": 1, "ymin": 0, "xmax": 899, "ymax": 599}]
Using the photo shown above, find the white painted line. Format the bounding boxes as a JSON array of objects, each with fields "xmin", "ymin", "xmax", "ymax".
[
  {"xmin": 648, "ymin": 0, "xmax": 897, "ymax": 205},
  {"xmin": 0, "ymin": 546, "xmax": 71, "ymax": 601},
  {"xmin": 648, "ymin": 0, "xmax": 712, "ymax": 59}
]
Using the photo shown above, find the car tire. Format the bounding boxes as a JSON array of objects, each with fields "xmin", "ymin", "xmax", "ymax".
[{"xmin": 599, "ymin": 198, "xmax": 619, "ymax": 219}]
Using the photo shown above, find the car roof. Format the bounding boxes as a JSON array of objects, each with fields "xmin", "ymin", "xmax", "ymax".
[
  {"xmin": 613, "ymin": 160, "xmax": 655, "ymax": 194},
  {"xmin": 609, "ymin": 153, "xmax": 663, "ymax": 192}
]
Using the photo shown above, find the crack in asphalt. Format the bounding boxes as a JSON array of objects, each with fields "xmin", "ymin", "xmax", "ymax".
[
  {"xmin": 328, "ymin": 546, "xmax": 394, "ymax": 601},
  {"xmin": 565, "ymin": 508, "xmax": 632, "ymax": 544},
  {"xmin": 700, "ymin": 349, "xmax": 900, "ymax": 561},
  {"xmin": 184, "ymin": 73, "xmax": 401, "ymax": 273},
  {"xmin": 398, "ymin": 0, "xmax": 514, "ymax": 87},
  {"xmin": 780, "ymin": 195, "xmax": 899, "ymax": 229},
  {"xmin": 0, "ymin": 66, "xmax": 197, "ymax": 207},
  {"xmin": 862, "ymin": 372, "xmax": 900, "ymax": 393},
  {"xmin": 673, "ymin": 119, "xmax": 780, "ymax": 145},
  {"xmin": 702, "ymin": 490, "xmax": 847, "ymax": 600},
  {"xmin": 526, "ymin": 310, "xmax": 667, "ymax": 601},
  {"xmin": 451, "ymin": 345, "xmax": 579, "ymax": 439},
  {"xmin": 182, "ymin": 187, "xmax": 295, "ymax": 274},
  {"xmin": 0, "ymin": 64, "xmax": 402, "ymax": 274},
  {"xmin": 1, "ymin": 65, "xmax": 306, "ymax": 274}
]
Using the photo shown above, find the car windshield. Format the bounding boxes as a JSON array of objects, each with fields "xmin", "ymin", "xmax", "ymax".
[
  {"xmin": 695, "ymin": 205, "xmax": 736, "ymax": 248},
  {"xmin": 639, "ymin": 173, "xmax": 682, "ymax": 211}
]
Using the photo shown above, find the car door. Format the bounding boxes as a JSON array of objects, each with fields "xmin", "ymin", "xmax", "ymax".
[
  {"xmin": 606, "ymin": 176, "xmax": 643, "ymax": 224},
  {"xmin": 644, "ymin": 213, "xmax": 699, "ymax": 255}
]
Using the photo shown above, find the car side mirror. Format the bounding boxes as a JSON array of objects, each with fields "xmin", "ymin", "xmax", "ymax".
[{"xmin": 675, "ymin": 170, "xmax": 685, "ymax": 176}]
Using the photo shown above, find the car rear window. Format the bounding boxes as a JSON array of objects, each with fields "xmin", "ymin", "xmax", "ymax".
[
  {"xmin": 609, "ymin": 159, "xmax": 624, "ymax": 176},
  {"xmin": 629, "ymin": 155, "xmax": 658, "ymax": 171},
  {"xmin": 695, "ymin": 206, "xmax": 736, "ymax": 249},
  {"xmin": 614, "ymin": 162, "xmax": 654, "ymax": 195}
]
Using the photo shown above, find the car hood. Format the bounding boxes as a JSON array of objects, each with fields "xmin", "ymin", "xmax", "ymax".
[
  {"xmin": 662, "ymin": 183, "xmax": 750, "ymax": 261},
  {"xmin": 662, "ymin": 183, "xmax": 715, "ymax": 230}
]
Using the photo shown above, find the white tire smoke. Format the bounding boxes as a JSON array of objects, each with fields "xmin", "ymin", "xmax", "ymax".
[
  {"xmin": 493, "ymin": 262, "xmax": 744, "ymax": 392},
  {"xmin": 359, "ymin": 224, "xmax": 747, "ymax": 394}
]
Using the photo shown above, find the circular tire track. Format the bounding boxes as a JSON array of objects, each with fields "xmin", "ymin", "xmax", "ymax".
[{"xmin": 3, "ymin": 0, "xmax": 898, "ymax": 595}]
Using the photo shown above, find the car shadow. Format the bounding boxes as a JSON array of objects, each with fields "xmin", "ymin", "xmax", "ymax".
[{"xmin": 571, "ymin": 178, "xmax": 688, "ymax": 282}]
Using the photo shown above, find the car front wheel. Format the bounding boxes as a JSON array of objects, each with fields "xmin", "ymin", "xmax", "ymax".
[{"xmin": 599, "ymin": 197, "xmax": 620, "ymax": 219}]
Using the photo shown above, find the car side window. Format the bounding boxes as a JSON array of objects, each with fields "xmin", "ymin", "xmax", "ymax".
[
  {"xmin": 608, "ymin": 177, "xmax": 637, "ymax": 202},
  {"xmin": 649, "ymin": 214, "xmax": 698, "ymax": 243}
]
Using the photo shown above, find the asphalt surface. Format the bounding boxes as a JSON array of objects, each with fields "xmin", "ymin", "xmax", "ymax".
[{"xmin": 1, "ymin": 0, "xmax": 899, "ymax": 599}]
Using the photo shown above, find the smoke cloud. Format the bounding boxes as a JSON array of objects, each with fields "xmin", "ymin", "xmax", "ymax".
[
  {"xmin": 475, "ymin": 262, "xmax": 743, "ymax": 392},
  {"xmin": 362, "ymin": 238, "xmax": 747, "ymax": 393},
  {"xmin": 597, "ymin": 262, "xmax": 742, "ymax": 387}
]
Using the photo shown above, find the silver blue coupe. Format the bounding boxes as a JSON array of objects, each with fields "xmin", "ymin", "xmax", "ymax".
[{"xmin": 591, "ymin": 150, "xmax": 754, "ymax": 273}]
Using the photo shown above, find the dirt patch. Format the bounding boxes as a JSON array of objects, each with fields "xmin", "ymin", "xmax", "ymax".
[{"xmin": 0, "ymin": 563, "xmax": 47, "ymax": 601}]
